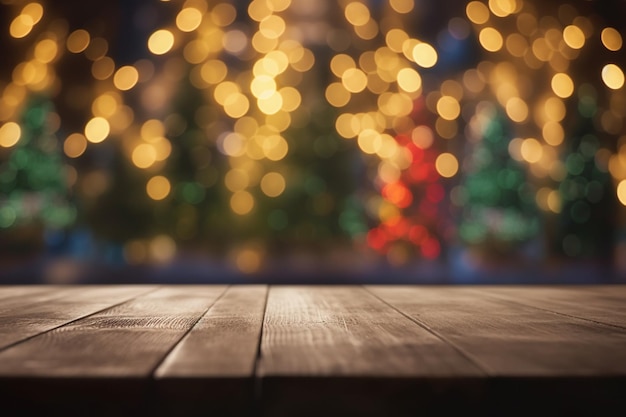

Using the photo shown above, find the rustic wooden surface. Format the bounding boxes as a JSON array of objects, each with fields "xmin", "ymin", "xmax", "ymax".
[{"xmin": 0, "ymin": 285, "xmax": 624, "ymax": 416}]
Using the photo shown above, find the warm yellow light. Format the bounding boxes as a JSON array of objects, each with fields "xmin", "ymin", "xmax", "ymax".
[
  {"xmin": 224, "ymin": 93, "xmax": 250, "ymax": 118},
  {"xmin": 211, "ymin": 3, "xmax": 237, "ymax": 27},
  {"xmin": 214, "ymin": 81, "xmax": 241, "ymax": 105},
  {"xmin": 231, "ymin": 190, "xmax": 254, "ymax": 215},
  {"xmin": 386, "ymin": 29, "xmax": 409, "ymax": 53},
  {"xmin": 148, "ymin": 30, "xmax": 174, "ymax": 55},
  {"xmin": 489, "ymin": 0, "xmax": 517, "ymax": 18},
  {"xmin": 436, "ymin": 96, "xmax": 460, "ymax": 121},
  {"xmin": 521, "ymin": 138, "xmax": 543, "ymax": 163},
  {"xmin": 91, "ymin": 57, "xmax": 115, "ymax": 80},
  {"xmin": 326, "ymin": 82, "xmax": 351, "ymax": 107},
  {"xmin": 259, "ymin": 15, "xmax": 286, "ymax": 39},
  {"xmin": 435, "ymin": 153, "xmax": 459, "ymax": 178},
  {"xmin": 67, "ymin": 29, "xmax": 90, "ymax": 53},
  {"xmin": 146, "ymin": 176, "xmax": 171, "ymax": 200},
  {"xmin": 132, "ymin": 144, "xmax": 157, "ymax": 168},
  {"xmin": 176, "ymin": 7, "xmax": 203, "ymax": 32},
  {"xmin": 345, "ymin": 2, "xmax": 370, "ymax": 26},
  {"xmin": 563, "ymin": 25, "xmax": 585, "ymax": 49},
  {"xmin": 22, "ymin": 3, "xmax": 43, "ymax": 23},
  {"xmin": 551, "ymin": 73, "xmax": 574, "ymax": 98},
  {"xmin": 358, "ymin": 129, "xmax": 382, "ymax": 154},
  {"xmin": 396, "ymin": 68, "xmax": 422, "ymax": 93},
  {"xmin": 412, "ymin": 43, "xmax": 437, "ymax": 68},
  {"xmin": 342, "ymin": 68, "xmax": 368, "ymax": 93},
  {"xmin": 479, "ymin": 27, "xmax": 503, "ymax": 52},
  {"xmin": 506, "ymin": 97, "xmax": 528, "ymax": 122},
  {"xmin": 602, "ymin": 64, "xmax": 625, "ymax": 90},
  {"xmin": 251, "ymin": 75, "xmax": 277, "ymax": 99},
  {"xmin": 279, "ymin": 87, "xmax": 301, "ymax": 112},
  {"xmin": 84, "ymin": 117, "xmax": 110, "ymax": 143},
  {"xmin": 466, "ymin": 1, "xmax": 490, "ymax": 25},
  {"xmin": 201, "ymin": 60, "xmax": 228, "ymax": 84},
  {"xmin": 113, "ymin": 66, "xmax": 139, "ymax": 91},
  {"xmin": 235, "ymin": 248, "xmax": 261, "ymax": 273},
  {"xmin": 389, "ymin": 0, "xmax": 414, "ymax": 14},
  {"xmin": 330, "ymin": 54, "xmax": 356, "ymax": 77},
  {"xmin": 544, "ymin": 97, "xmax": 566, "ymax": 122},
  {"xmin": 617, "ymin": 180, "xmax": 626, "ymax": 206},
  {"xmin": 34, "ymin": 39, "xmax": 58, "ymax": 63},
  {"xmin": 10, "ymin": 15, "xmax": 34, "ymax": 39},
  {"xmin": 63, "ymin": 133, "xmax": 87, "ymax": 158},
  {"xmin": 542, "ymin": 121, "xmax": 564, "ymax": 146},
  {"xmin": 601, "ymin": 27, "xmax": 623, "ymax": 51},
  {"xmin": 0, "ymin": 122, "xmax": 21, "ymax": 147},
  {"xmin": 336, "ymin": 113, "xmax": 359, "ymax": 138},
  {"xmin": 257, "ymin": 91, "xmax": 283, "ymax": 115},
  {"xmin": 260, "ymin": 172, "xmax": 286, "ymax": 197}
]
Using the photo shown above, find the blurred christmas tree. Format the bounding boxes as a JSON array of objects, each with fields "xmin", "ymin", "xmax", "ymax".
[
  {"xmin": 0, "ymin": 96, "xmax": 75, "ymax": 255},
  {"xmin": 457, "ymin": 104, "xmax": 539, "ymax": 259}
]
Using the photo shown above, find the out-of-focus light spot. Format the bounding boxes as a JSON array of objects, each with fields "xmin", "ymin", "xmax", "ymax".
[
  {"xmin": 544, "ymin": 97, "xmax": 566, "ymax": 122},
  {"xmin": 435, "ymin": 153, "xmax": 458, "ymax": 178},
  {"xmin": 0, "ymin": 122, "xmax": 21, "ymax": 147},
  {"xmin": 85, "ymin": 37, "xmax": 108, "ymax": 61},
  {"xmin": 412, "ymin": 125, "xmax": 434, "ymax": 149},
  {"xmin": 261, "ymin": 172, "xmax": 286, "ymax": 197},
  {"xmin": 63, "ymin": 133, "xmax": 87, "ymax": 158},
  {"xmin": 551, "ymin": 73, "xmax": 574, "ymax": 98},
  {"xmin": 505, "ymin": 97, "xmax": 528, "ymax": 122},
  {"xmin": 225, "ymin": 168, "xmax": 249, "ymax": 192},
  {"xmin": 214, "ymin": 81, "xmax": 240, "ymax": 104},
  {"xmin": 257, "ymin": 91, "xmax": 283, "ymax": 115},
  {"xmin": 386, "ymin": 28, "xmax": 409, "ymax": 52},
  {"xmin": 176, "ymin": 7, "xmax": 203, "ymax": 32},
  {"xmin": 412, "ymin": 43, "xmax": 437, "ymax": 68},
  {"xmin": 466, "ymin": 1, "xmax": 490, "ymax": 25},
  {"xmin": 436, "ymin": 96, "xmax": 460, "ymax": 121},
  {"xmin": 563, "ymin": 25, "xmax": 585, "ymax": 49},
  {"xmin": 146, "ymin": 176, "xmax": 171, "ymax": 200},
  {"xmin": 479, "ymin": 27, "xmax": 503, "ymax": 52},
  {"xmin": 67, "ymin": 29, "xmax": 90, "ymax": 53},
  {"xmin": 211, "ymin": 3, "xmax": 237, "ymax": 27},
  {"xmin": 150, "ymin": 235, "xmax": 176, "ymax": 263},
  {"xmin": 390, "ymin": 0, "xmax": 414, "ymax": 14},
  {"xmin": 602, "ymin": 64, "xmax": 625, "ymax": 90},
  {"xmin": 601, "ymin": 27, "xmax": 623, "ymax": 51},
  {"xmin": 201, "ymin": 60, "xmax": 228, "ymax": 84},
  {"xmin": 489, "ymin": 0, "xmax": 518, "ymax": 18},
  {"xmin": 132, "ymin": 144, "xmax": 157, "ymax": 168},
  {"xmin": 84, "ymin": 117, "xmax": 110, "ymax": 143},
  {"xmin": 547, "ymin": 190, "xmax": 561, "ymax": 213},
  {"xmin": 260, "ymin": 15, "xmax": 286, "ymax": 39},
  {"xmin": 396, "ymin": 68, "xmax": 422, "ymax": 93},
  {"xmin": 113, "ymin": 66, "xmax": 139, "ymax": 91},
  {"xmin": 383, "ymin": 182, "xmax": 412, "ymax": 208},
  {"xmin": 223, "ymin": 30, "xmax": 248, "ymax": 55},
  {"xmin": 235, "ymin": 248, "xmax": 261, "ymax": 273},
  {"xmin": 34, "ymin": 39, "xmax": 58, "ymax": 63},
  {"xmin": 10, "ymin": 15, "xmax": 34, "ymax": 39},
  {"xmin": 330, "ymin": 54, "xmax": 355, "ymax": 77},
  {"xmin": 148, "ymin": 30, "xmax": 174, "ymax": 55},
  {"xmin": 521, "ymin": 138, "xmax": 543, "ymax": 163},
  {"xmin": 91, "ymin": 57, "xmax": 115, "ymax": 80},
  {"xmin": 336, "ymin": 113, "xmax": 358, "ymax": 138},
  {"xmin": 92, "ymin": 93, "xmax": 119, "ymax": 118},
  {"xmin": 22, "ymin": 3, "xmax": 43, "ymax": 23},
  {"xmin": 342, "ymin": 68, "xmax": 368, "ymax": 93},
  {"xmin": 358, "ymin": 129, "xmax": 382, "ymax": 154},
  {"xmin": 618, "ymin": 180, "xmax": 626, "ymax": 206},
  {"xmin": 279, "ymin": 87, "xmax": 301, "ymax": 112},
  {"xmin": 345, "ymin": 2, "xmax": 370, "ymax": 26},
  {"xmin": 231, "ymin": 190, "xmax": 254, "ymax": 215},
  {"xmin": 219, "ymin": 132, "xmax": 246, "ymax": 157},
  {"xmin": 542, "ymin": 121, "xmax": 564, "ymax": 146}
]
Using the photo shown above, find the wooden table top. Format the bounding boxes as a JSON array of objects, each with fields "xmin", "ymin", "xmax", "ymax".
[{"xmin": 0, "ymin": 285, "xmax": 624, "ymax": 416}]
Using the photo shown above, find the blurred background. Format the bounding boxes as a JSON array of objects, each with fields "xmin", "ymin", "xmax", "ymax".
[{"xmin": 0, "ymin": 0, "xmax": 625, "ymax": 284}]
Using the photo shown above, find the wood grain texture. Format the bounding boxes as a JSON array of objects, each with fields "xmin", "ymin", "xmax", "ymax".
[
  {"xmin": 156, "ymin": 285, "xmax": 267, "ymax": 378},
  {"xmin": 155, "ymin": 285, "xmax": 267, "ymax": 417},
  {"xmin": 0, "ymin": 286, "xmax": 57, "ymax": 304},
  {"xmin": 367, "ymin": 286, "xmax": 626, "ymax": 376},
  {"xmin": 0, "ymin": 285, "xmax": 227, "ymax": 417},
  {"xmin": 258, "ymin": 286, "xmax": 483, "ymax": 417},
  {"xmin": 0, "ymin": 285, "xmax": 155, "ymax": 349},
  {"xmin": 476, "ymin": 286, "xmax": 626, "ymax": 328},
  {"xmin": 259, "ymin": 286, "xmax": 481, "ymax": 376},
  {"xmin": 0, "ymin": 285, "xmax": 227, "ymax": 377}
]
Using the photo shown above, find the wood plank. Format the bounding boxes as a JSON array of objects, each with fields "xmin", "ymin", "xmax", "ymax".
[
  {"xmin": 0, "ymin": 285, "xmax": 78, "ymax": 312},
  {"xmin": 0, "ymin": 285, "xmax": 156, "ymax": 349},
  {"xmin": 0, "ymin": 285, "xmax": 227, "ymax": 417},
  {"xmin": 475, "ymin": 285, "xmax": 626, "ymax": 329},
  {"xmin": 367, "ymin": 286, "xmax": 626, "ymax": 417},
  {"xmin": 155, "ymin": 285, "xmax": 267, "ymax": 417},
  {"xmin": 0, "ymin": 286, "xmax": 57, "ymax": 304},
  {"xmin": 258, "ymin": 286, "xmax": 482, "ymax": 417}
]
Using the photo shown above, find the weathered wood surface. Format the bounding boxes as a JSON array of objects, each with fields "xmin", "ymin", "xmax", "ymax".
[{"xmin": 0, "ymin": 284, "xmax": 623, "ymax": 417}]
